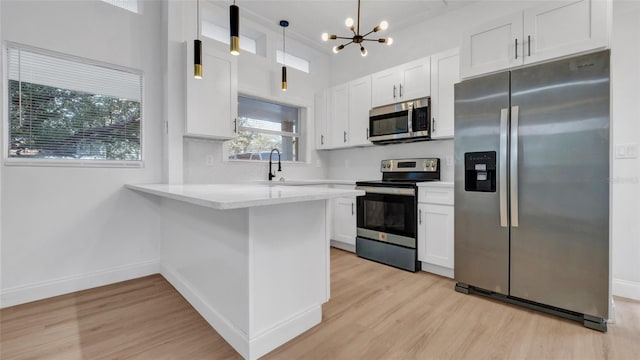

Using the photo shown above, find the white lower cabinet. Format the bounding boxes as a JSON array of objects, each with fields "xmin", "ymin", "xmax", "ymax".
[
  {"xmin": 331, "ymin": 196, "xmax": 357, "ymax": 246},
  {"xmin": 418, "ymin": 184, "xmax": 454, "ymax": 278}
]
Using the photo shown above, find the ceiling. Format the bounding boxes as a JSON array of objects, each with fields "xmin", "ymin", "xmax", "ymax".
[{"xmin": 222, "ymin": 0, "xmax": 476, "ymax": 52}]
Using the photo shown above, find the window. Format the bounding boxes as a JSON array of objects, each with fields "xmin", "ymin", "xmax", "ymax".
[
  {"xmin": 228, "ymin": 96, "xmax": 301, "ymax": 162},
  {"xmin": 6, "ymin": 44, "xmax": 142, "ymax": 163},
  {"xmin": 276, "ymin": 50, "xmax": 309, "ymax": 74},
  {"xmin": 100, "ymin": 0, "xmax": 139, "ymax": 14},
  {"xmin": 202, "ymin": 21, "xmax": 257, "ymax": 54}
]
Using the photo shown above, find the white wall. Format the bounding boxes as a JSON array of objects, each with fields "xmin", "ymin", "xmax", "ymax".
[
  {"xmin": 0, "ymin": 0, "xmax": 164, "ymax": 307},
  {"xmin": 326, "ymin": 0, "xmax": 640, "ymax": 300},
  {"xmin": 177, "ymin": 1, "xmax": 332, "ymax": 184},
  {"xmin": 611, "ymin": 0, "xmax": 640, "ymax": 300}
]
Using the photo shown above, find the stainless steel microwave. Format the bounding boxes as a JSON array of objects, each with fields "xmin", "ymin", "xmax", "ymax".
[{"xmin": 368, "ymin": 98, "xmax": 430, "ymax": 144}]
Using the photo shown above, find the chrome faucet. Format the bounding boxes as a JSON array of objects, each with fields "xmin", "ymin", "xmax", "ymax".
[{"xmin": 268, "ymin": 148, "xmax": 282, "ymax": 181}]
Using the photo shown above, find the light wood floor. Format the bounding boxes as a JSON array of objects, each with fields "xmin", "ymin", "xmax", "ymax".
[{"xmin": 2, "ymin": 249, "xmax": 639, "ymax": 360}]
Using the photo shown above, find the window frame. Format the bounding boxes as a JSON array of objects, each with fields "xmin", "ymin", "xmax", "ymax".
[
  {"xmin": 225, "ymin": 94, "xmax": 309, "ymax": 164},
  {"xmin": 2, "ymin": 42, "xmax": 145, "ymax": 168}
]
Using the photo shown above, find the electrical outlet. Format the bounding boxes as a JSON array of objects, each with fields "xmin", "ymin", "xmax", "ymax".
[
  {"xmin": 205, "ymin": 154, "xmax": 215, "ymax": 166},
  {"xmin": 615, "ymin": 143, "xmax": 638, "ymax": 159}
]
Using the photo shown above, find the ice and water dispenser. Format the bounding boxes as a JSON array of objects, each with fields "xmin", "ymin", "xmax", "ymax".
[{"xmin": 464, "ymin": 151, "xmax": 497, "ymax": 192}]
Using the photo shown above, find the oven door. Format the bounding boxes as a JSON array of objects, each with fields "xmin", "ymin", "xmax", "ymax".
[{"xmin": 356, "ymin": 186, "xmax": 416, "ymax": 248}]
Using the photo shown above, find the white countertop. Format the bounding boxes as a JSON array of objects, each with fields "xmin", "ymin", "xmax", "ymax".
[
  {"xmin": 417, "ymin": 181, "xmax": 454, "ymax": 188},
  {"xmin": 126, "ymin": 183, "xmax": 364, "ymax": 210},
  {"xmin": 249, "ymin": 179, "xmax": 360, "ymax": 186}
]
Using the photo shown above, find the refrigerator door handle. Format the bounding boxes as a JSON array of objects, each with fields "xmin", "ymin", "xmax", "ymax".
[
  {"xmin": 500, "ymin": 108, "xmax": 509, "ymax": 227},
  {"xmin": 510, "ymin": 105, "xmax": 520, "ymax": 227}
]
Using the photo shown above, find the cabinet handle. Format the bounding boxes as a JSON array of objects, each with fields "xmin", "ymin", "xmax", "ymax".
[
  {"xmin": 366, "ymin": 128, "xmax": 369, "ymax": 139},
  {"xmin": 399, "ymin": 84, "xmax": 403, "ymax": 98},
  {"xmin": 351, "ymin": 202, "xmax": 354, "ymax": 216},
  {"xmin": 321, "ymin": 134, "xmax": 324, "ymax": 145},
  {"xmin": 515, "ymin": 38, "xmax": 518, "ymax": 59},
  {"xmin": 419, "ymin": 208, "xmax": 422, "ymax": 225},
  {"xmin": 233, "ymin": 118, "xmax": 237, "ymax": 133},
  {"xmin": 344, "ymin": 131, "xmax": 347, "ymax": 143},
  {"xmin": 432, "ymin": 117, "xmax": 436, "ymax": 133},
  {"xmin": 393, "ymin": 85, "xmax": 397, "ymax": 98},
  {"xmin": 528, "ymin": 35, "xmax": 531, "ymax": 56}
]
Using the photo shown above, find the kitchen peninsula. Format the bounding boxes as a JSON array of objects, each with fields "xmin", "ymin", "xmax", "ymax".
[{"xmin": 126, "ymin": 184, "xmax": 364, "ymax": 360}]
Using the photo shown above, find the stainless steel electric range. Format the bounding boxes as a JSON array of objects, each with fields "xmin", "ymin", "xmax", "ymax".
[{"xmin": 355, "ymin": 158, "xmax": 440, "ymax": 272}]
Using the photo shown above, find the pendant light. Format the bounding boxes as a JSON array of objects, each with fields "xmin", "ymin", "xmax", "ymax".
[
  {"xmin": 194, "ymin": 0, "xmax": 202, "ymax": 79},
  {"xmin": 321, "ymin": 0, "xmax": 392, "ymax": 56},
  {"xmin": 280, "ymin": 20, "xmax": 289, "ymax": 92},
  {"xmin": 230, "ymin": 0, "xmax": 240, "ymax": 56}
]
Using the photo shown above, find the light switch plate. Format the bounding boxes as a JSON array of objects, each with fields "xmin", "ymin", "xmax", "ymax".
[{"xmin": 615, "ymin": 143, "xmax": 638, "ymax": 159}]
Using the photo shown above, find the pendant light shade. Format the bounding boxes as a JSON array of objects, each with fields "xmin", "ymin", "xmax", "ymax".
[
  {"xmin": 230, "ymin": 2, "xmax": 240, "ymax": 56},
  {"xmin": 280, "ymin": 20, "xmax": 289, "ymax": 92},
  {"xmin": 194, "ymin": 0, "xmax": 202, "ymax": 79},
  {"xmin": 281, "ymin": 66, "xmax": 287, "ymax": 91},
  {"xmin": 194, "ymin": 39, "xmax": 202, "ymax": 79}
]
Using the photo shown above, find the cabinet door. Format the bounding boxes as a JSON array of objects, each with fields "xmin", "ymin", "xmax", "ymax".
[
  {"xmin": 400, "ymin": 58, "xmax": 431, "ymax": 101},
  {"xmin": 314, "ymin": 90, "xmax": 330, "ymax": 150},
  {"xmin": 331, "ymin": 197, "xmax": 356, "ymax": 245},
  {"xmin": 185, "ymin": 40, "xmax": 238, "ymax": 139},
  {"xmin": 371, "ymin": 68, "xmax": 401, "ymax": 107},
  {"xmin": 331, "ymin": 84, "xmax": 349, "ymax": 148},
  {"xmin": 460, "ymin": 13, "xmax": 524, "ymax": 79},
  {"xmin": 430, "ymin": 49, "xmax": 459, "ymax": 139},
  {"xmin": 418, "ymin": 203, "xmax": 454, "ymax": 269},
  {"xmin": 348, "ymin": 76, "xmax": 372, "ymax": 147},
  {"xmin": 523, "ymin": 0, "xmax": 609, "ymax": 64}
]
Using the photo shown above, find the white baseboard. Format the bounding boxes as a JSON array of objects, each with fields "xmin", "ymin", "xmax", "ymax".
[
  {"xmin": 421, "ymin": 262, "xmax": 454, "ymax": 279},
  {"xmin": 330, "ymin": 240, "xmax": 355, "ymax": 253},
  {"xmin": 0, "ymin": 259, "xmax": 160, "ymax": 309},
  {"xmin": 613, "ymin": 278, "xmax": 640, "ymax": 301},
  {"xmin": 160, "ymin": 264, "xmax": 322, "ymax": 360},
  {"xmin": 250, "ymin": 305, "xmax": 321, "ymax": 360},
  {"xmin": 160, "ymin": 264, "xmax": 251, "ymax": 359}
]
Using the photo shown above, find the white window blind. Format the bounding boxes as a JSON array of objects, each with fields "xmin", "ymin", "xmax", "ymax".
[
  {"xmin": 6, "ymin": 45, "xmax": 143, "ymax": 163},
  {"xmin": 228, "ymin": 96, "xmax": 301, "ymax": 162},
  {"xmin": 276, "ymin": 50, "xmax": 309, "ymax": 74},
  {"xmin": 100, "ymin": 0, "xmax": 139, "ymax": 14}
]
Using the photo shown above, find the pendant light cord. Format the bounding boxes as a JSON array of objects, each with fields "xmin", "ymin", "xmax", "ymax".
[
  {"xmin": 356, "ymin": 0, "xmax": 361, "ymax": 35},
  {"xmin": 282, "ymin": 26, "xmax": 286, "ymax": 66},
  {"xmin": 196, "ymin": 0, "xmax": 200, "ymax": 40}
]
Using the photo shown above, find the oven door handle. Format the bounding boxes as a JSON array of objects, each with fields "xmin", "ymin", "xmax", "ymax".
[{"xmin": 355, "ymin": 186, "xmax": 415, "ymax": 196}]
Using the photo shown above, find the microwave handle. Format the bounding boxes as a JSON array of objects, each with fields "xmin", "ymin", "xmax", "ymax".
[{"xmin": 407, "ymin": 106, "xmax": 413, "ymax": 133}]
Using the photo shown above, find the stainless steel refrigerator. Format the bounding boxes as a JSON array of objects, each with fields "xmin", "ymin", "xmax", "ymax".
[{"xmin": 454, "ymin": 50, "xmax": 610, "ymax": 331}]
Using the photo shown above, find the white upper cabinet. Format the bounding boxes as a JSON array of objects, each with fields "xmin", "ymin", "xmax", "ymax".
[
  {"xmin": 460, "ymin": 13, "xmax": 523, "ymax": 79},
  {"xmin": 371, "ymin": 57, "xmax": 430, "ymax": 108},
  {"xmin": 314, "ymin": 90, "xmax": 330, "ymax": 150},
  {"xmin": 430, "ymin": 48, "xmax": 460, "ymax": 139},
  {"xmin": 331, "ymin": 84, "xmax": 350, "ymax": 148},
  {"xmin": 523, "ymin": 0, "xmax": 609, "ymax": 64},
  {"xmin": 400, "ymin": 58, "xmax": 431, "ymax": 102},
  {"xmin": 185, "ymin": 40, "xmax": 238, "ymax": 140},
  {"xmin": 371, "ymin": 68, "xmax": 401, "ymax": 108},
  {"xmin": 317, "ymin": 76, "xmax": 373, "ymax": 150},
  {"xmin": 348, "ymin": 76, "xmax": 372, "ymax": 147},
  {"xmin": 461, "ymin": 0, "xmax": 610, "ymax": 79}
]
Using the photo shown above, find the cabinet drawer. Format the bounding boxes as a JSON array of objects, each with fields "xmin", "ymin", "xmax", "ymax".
[{"xmin": 418, "ymin": 186, "xmax": 454, "ymax": 205}]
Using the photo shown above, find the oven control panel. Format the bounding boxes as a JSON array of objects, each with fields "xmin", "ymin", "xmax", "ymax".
[{"xmin": 380, "ymin": 158, "xmax": 439, "ymax": 173}]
